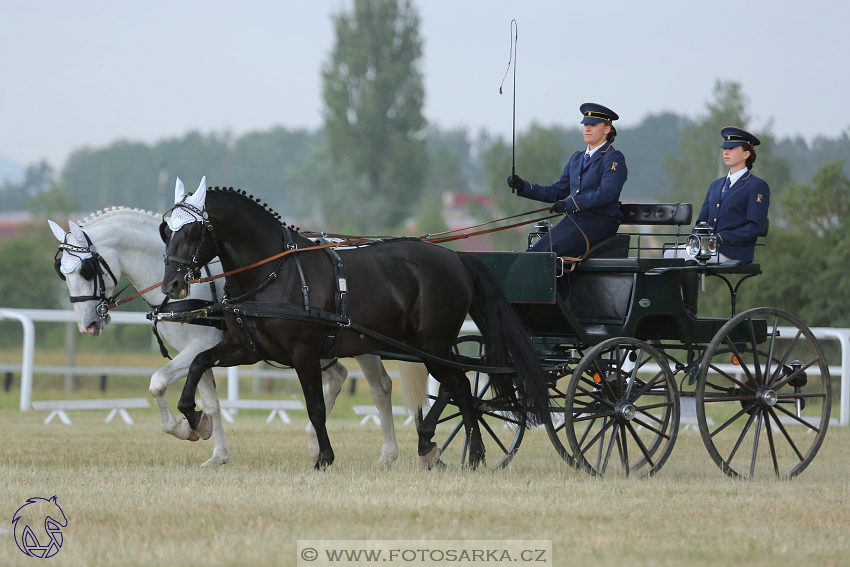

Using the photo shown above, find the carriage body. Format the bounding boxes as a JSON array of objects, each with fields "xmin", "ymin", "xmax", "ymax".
[{"xmin": 456, "ymin": 203, "xmax": 831, "ymax": 479}]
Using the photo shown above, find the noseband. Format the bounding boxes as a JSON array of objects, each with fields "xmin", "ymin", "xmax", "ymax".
[
  {"xmin": 162, "ymin": 200, "xmax": 215, "ymax": 283},
  {"xmin": 55, "ymin": 233, "xmax": 124, "ymax": 320}
]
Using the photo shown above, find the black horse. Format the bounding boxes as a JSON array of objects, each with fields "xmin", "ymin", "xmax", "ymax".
[{"xmin": 160, "ymin": 186, "xmax": 550, "ymax": 469}]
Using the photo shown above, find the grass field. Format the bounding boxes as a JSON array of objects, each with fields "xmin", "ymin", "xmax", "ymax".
[{"xmin": 1, "ymin": 348, "xmax": 849, "ymax": 566}]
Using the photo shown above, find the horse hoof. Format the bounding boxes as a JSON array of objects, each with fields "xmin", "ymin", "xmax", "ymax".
[
  {"xmin": 372, "ymin": 460, "xmax": 392, "ymax": 471},
  {"xmin": 173, "ymin": 418, "xmax": 198, "ymax": 441},
  {"xmin": 200, "ymin": 453, "xmax": 230, "ymax": 468},
  {"xmin": 194, "ymin": 412, "xmax": 213, "ymax": 441},
  {"xmin": 419, "ymin": 446, "xmax": 443, "ymax": 470}
]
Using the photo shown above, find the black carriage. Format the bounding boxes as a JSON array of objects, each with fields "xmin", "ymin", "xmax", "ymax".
[{"xmin": 426, "ymin": 202, "xmax": 832, "ymax": 480}]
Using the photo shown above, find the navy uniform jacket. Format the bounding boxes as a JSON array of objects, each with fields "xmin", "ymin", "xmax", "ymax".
[
  {"xmin": 518, "ymin": 141, "xmax": 627, "ymax": 221},
  {"xmin": 696, "ymin": 171, "xmax": 769, "ymax": 263}
]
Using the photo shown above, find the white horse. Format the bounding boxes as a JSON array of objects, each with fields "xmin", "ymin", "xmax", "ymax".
[{"xmin": 50, "ymin": 187, "xmax": 428, "ymax": 469}]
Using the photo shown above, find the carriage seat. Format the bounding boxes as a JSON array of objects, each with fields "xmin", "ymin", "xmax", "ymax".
[
  {"xmin": 585, "ymin": 233, "xmax": 630, "ymax": 259},
  {"xmin": 582, "ymin": 203, "xmax": 693, "ymax": 261},
  {"xmin": 569, "ymin": 203, "xmax": 693, "ymax": 325},
  {"xmin": 711, "ymin": 218, "xmax": 769, "ymax": 275}
]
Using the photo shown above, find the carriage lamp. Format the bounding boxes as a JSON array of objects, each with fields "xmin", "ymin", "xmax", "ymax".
[
  {"xmin": 528, "ymin": 220, "xmax": 552, "ymax": 249},
  {"xmin": 686, "ymin": 222, "xmax": 717, "ymax": 262}
]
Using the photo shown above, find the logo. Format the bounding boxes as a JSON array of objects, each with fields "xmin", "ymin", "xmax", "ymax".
[
  {"xmin": 757, "ymin": 194, "xmax": 763, "ymax": 203},
  {"xmin": 12, "ymin": 496, "xmax": 68, "ymax": 558},
  {"xmin": 611, "ymin": 162, "xmax": 618, "ymax": 170}
]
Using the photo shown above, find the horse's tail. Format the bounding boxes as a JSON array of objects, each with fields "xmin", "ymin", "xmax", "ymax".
[
  {"xmin": 398, "ymin": 361, "xmax": 430, "ymax": 413},
  {"xmin": 458, "ymin": 253, "xmax": 550, "ymax": 426}
]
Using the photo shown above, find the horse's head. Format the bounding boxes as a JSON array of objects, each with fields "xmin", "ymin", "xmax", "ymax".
[
  {"xmin": 161, "ymin": 177, "xmax": 217, "ymax": 300},
  {"xmin": 49, "ymin": 219, "xmax": 120, "ymax": 336}
]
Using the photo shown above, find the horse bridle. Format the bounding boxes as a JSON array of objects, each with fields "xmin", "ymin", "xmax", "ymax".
[
  {"xmin": 162, "ymin": 199, "xmax": 216, "ymax": 283},
  {"xmin": 54, "ymin": 233, "xmax": 126, "ymax": 320}
]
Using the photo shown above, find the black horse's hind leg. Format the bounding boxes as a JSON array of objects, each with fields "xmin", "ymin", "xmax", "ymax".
[
  {"xmin": 293, "ymin": 357, "xmax": 335, "ymax": 469},
  {"xmin": 417, "ymin": 387, "xmax": 449, "ymax": 468},
  {"xmin": 424, "ymin": 363, "xmax": 486, "ymax": 470},
  {"xmin": 178, "ymin": 338, "xmax": 256, "ymax": 430}
]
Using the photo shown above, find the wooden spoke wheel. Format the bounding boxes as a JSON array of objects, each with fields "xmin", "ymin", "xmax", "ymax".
[
  {"xmin": 696, "ymin": 308, "xmax": 832, "ymax": 480},
  {"xmin": 426, "ymin": 336, "xmax": 524, "ymax": 470},
  {"xmin": 565, "ymin": 337, "xmax": 679, "ymax": 478}
]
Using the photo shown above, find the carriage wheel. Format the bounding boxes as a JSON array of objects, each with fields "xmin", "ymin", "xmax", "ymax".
[
  {"xmin": 545, "ymin": 369, "xmax": 579, "ymax": 469},
  {"xmin": 565, "ymin": 337, "xmax": 679, "ymax": 478},
  {"xmin": 696, "ymin": 308, "xmax": 831, "ymax": 480},
  {"xmin": 426, "ymin": 336, "xmax": 524, "ymax": 470}
]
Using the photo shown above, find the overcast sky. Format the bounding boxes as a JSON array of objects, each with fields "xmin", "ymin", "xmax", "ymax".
[{"xmin": 2, "ymin": 0, "xmax": 848, "ymax": 171}]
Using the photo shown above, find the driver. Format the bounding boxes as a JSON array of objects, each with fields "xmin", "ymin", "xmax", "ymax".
[{"xmin": 506, "ymin": 102, "xmax": 628, "ymax": 261}]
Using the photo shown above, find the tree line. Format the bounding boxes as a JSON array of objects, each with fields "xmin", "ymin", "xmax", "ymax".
[{"xmin": 1, "ymin": 0, "xmax": 849, "ymax": 336}]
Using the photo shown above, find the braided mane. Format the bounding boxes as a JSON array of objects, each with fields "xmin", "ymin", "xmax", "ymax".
[
  {"xmin": 208, "ymin": 186, "xmax": 300, "ymax": 233},
  {"xmin": 79, "ymin": 206, "xmax": 161, "ymax": 228}
]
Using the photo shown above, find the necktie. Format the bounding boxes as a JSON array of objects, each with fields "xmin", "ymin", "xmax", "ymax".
[
  {"xmin": 721, "ymin": 177, "xmax": 730, "ymax": 201},
  {"xmin": 584, "ymin": 152, "xmax": 590, "ymax": 165}
]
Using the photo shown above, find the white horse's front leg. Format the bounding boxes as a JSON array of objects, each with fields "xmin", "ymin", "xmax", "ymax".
[
  {"xmin": 308, "ymin": 360, "xmax": 347, "ymax": 463},
  {"xmin": 197, "ymin": 368, "xmax": 230, "ymax": 468},
  {"xmin": 356, "ymin": 354, "xmax": 398, "ymax": 470},
  {"xmin": 149, "ymin": 351, "xmax": 198, "ymax": 442}
]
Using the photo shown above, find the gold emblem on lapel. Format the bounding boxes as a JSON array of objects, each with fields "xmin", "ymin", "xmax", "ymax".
[
  {"xmin": 611, "ymin": 162, "xmax": 618, "ymax": 171},
  {"xmin": 757, "ymin": 194, "xmax": 763, "ymax": 203}
]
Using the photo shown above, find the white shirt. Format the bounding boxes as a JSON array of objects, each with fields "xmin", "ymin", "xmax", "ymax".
[
  {"xmin": 585, "ymin": 142, "xmax": 605, "ymax": 160},
  {"xmin": 726, "ymin": 167, "xmax": 748, "ymax": 188}
]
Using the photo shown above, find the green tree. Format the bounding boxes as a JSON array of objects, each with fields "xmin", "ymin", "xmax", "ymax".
[
  {"xmin": 0, "ymin": 224, "xmax": 66, "ymax": 347},
  {"xmin": 322, "ymin": 0, "xmax": 427, "ymax": 229},
  {"xmin": 664, "ymin": 80, "xmax": 791, "ymax": 209},
  {"xmin": 483, "ymin": 123, "xmax": 568, "ymax": 250},
  {"xmin": 764, "ymin": 160, "xmax": 850, "ymax": 326},
  {"xmin": 28, "ymin": 182, "xmax": 80, "ymax": 219},
  {"xmin": 415, "ymin": 194, "xmax": 451, "ymax": 247}
]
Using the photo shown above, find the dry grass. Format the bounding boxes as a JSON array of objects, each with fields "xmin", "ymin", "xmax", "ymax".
[{"xmin": 1, "ymin": 406, "xmax": 848, "ymax": 567}]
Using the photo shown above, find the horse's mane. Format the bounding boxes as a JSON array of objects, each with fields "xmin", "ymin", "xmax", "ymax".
[
  {"xmin": 208, "ymin": 187, "xmax": 302, "ymax": 233},
  {"xmin": 79, "ymin": 206, "xmax": 161, "ymax": 228}
]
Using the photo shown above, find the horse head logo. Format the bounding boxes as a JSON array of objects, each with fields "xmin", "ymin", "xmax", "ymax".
[{"xmin": 12, "ymin": 496, "xmax": 68, "ymax": 558}]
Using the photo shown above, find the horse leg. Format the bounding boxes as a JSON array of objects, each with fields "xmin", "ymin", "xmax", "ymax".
[
  {"xmin": 178, "ymin": 339, "xmax": 254, "ymax": 431},
  {"xmin": 356, "ymin": 354, "xmax": 399, "ymax": 470},
  {"xmin": 308, "ymin": 360, "xmax": 347, "ymax": 464},
  {"xmin": 417, "ymin": 386, "xmax": 448, "ymax": 470},
  {"xmin": 149, "ymin": 349, "xmax": 202, "ymax": 442},
  {"xmin": 293, "ymin": 356, "xmax": 334, "ymax": 469},
  {"xmin": 197, "ymin": 368, "xmax": 230, "ymax": 468},
  {"xmin": 427, "ymin": 364, "xmax": 486, "ymax": 470}
]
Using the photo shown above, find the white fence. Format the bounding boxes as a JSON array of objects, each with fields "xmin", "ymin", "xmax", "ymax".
[{"xmin": 1, "ymin": 308, "xmax": 849, "ymax": 426}]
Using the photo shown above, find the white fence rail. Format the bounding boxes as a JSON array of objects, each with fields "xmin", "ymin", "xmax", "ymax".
[{"xmin": 1, "ymin": 309, "xmax": 848, "ymax": 426}]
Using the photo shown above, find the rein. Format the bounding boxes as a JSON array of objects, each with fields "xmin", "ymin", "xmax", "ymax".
[{"xmin": 107, "ymin": 206, "xmax": 579, "ymax": 310}]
